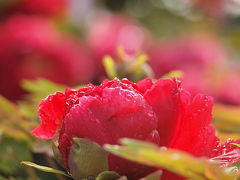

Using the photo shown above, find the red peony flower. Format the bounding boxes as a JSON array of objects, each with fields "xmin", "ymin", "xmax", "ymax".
[
  {"xmin": 0, "ymin": 15, "xmax": 95, "ymax": 100},
  {"xmin": 6, "ymin": 0, "xmax": 66, "ymax": 16},
  {"xmin": 32, "ymin": 78, "xmax": 240, "ymax": 179}
]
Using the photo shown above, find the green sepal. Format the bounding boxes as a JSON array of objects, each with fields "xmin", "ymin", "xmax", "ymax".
[
  {"xmin": 68, "ymin": 138, "xmax": 109, "ymax": 180},
  {"xmin": 95, "ymin": 171, "xmax": 120, "ymax": 180}
]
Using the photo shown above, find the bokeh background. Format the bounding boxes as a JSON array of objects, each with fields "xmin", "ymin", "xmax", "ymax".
[
  {"xmin": 0, "ymin": 0, "xmax": 240, "ymax": 179},
  {"xmin": 1, "ymin": 0, "xmax": 240, "ymax": 104}
]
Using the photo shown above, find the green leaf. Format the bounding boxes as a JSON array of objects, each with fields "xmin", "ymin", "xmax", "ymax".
[
  {"xmin": 231, "ymin": 143, "xmax": 240, "ymax": 147},
  {"xmin": 68, "ymin": 138, "xmax": 109, "ymax": 180},
  {"xmin": 21, "ymin": 78, "xmax": 65, "ymax": 94},
  {"xmin": 132, "ymin": 54, "xmax": 148, "ymax": 72},
  {"xmin": 21, "ymin": 78, "xmax": 65, "ymax": 103},
  {"xmin": 0, "ymin": 136, "xmax": 32, "ymax": 176},
  {"xmin": 0, "ymin": 96, "xmax": 32, "ymax": 142},
  {"xmin": 21, "ymin": 161, "xmax": 71, "ymax": 178},
  {"xmin": 0, "ymin": 95, "xmax": 18, "ymax": 115},
  {"xmin": 131, "ymin": 54, "xmax": 154, "ymax": 81},
  {"xmin": 95, "ymin": 171, "xmax": 120, "ymax": 180},
  {"xmin": 103, "ymin": 56, "xmax": 117, "ymax": 79},
  {"xmin": 105, "ymin": 138, "xmax": 238, "ymax": 180},
  {"xmin": 213, "ymin": 103, "xmax": 240, "ymax": 133},
  {"xmin": 162, "ymin": 70, "xmax": 184, "ymax": 79}
]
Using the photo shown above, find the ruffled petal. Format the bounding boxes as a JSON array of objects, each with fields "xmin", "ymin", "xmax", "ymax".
[
  {"xmin": 169, "ymin": 94, "xmax": 219, "ymax": 156},
  {"xmin": 210, "ymin": 139, "xmax": 240, "ymax": 167},
  {"xmin": 136, "ymin": 78, "xmax": 154, "ymax": 94},
  {"xmin": 143, "ymin": 78, "xmax": 190, "ymax": 146},
  {"xmin": 102, "ymin": 87, "xmax": 160, "ymax": 176},
  {"xmin": 101, "ymin": 87, "xmax": 159, "ymax": 143},
  {"xmin": 31, "ymin": 92, "xmax": 65, "ymax": 139}
]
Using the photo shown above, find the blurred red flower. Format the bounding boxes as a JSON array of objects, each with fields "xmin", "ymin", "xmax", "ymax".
[
  {"xmin": 215, "ymin": 71, "xmax": 240, "ymax": 105},
  {"xmin": 32, "ymin": 78, "xmax": 240, "ymax": 179},
  {"xmin": 6, "ymin": 0, "xmax": 67, "ymax": 16},
  {"xmin": 149, "ymin": 34, "xmax": 226, "ymax": 77},
  {"xmin": 193, "ymin": 0, "xmax": 224, "ymax": 17},
  {"xmin": 0, "ymin": 15, "xmax": 95, "ymax": 100},
  {"xmin": 87, "ymin": 14, "xmax": 152, "ymax": 73},
  {"xmin": 148, "ymin": 34, "xmax": 240, "ymax": 105}
]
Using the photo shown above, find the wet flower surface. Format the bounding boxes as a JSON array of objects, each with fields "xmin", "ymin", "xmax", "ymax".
[{"xmin": 32, "ymin": 78, "xmax": 240, "ymax": 179}]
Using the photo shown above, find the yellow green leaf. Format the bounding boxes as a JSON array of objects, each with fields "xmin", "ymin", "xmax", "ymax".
[
  {"xmin": 103, "ymin": 55, "xmax": 117, "ymax": 79},
  {"xmin": 231, "ymin": 143, "xmax": 240, "ymax": 147},
  {"xmin": 213, "ymin": 103, "xmax": 240, "ymax": 133},
  {"xmin": 105, "ymin": 138, "xmax": 238, "ymax": 180},
  {"xmin": 21, "ymin": 161, "xmax": 71, "ymax": 178},
  {"xmin": 0, "ymin": 96, "xmax": 32, "ymax": 141},
  {"xmin": 162, "ymin": 70, "xmax": 184, "ymax": 79}
]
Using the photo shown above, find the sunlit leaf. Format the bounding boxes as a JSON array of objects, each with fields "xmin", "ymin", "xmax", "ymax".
[
  {"xmin": 105, "ymin": 138, "xmax": 238, "ymax": 180},
  {"xmin": 103, "ymin": 55, "xmax": 117, "ymax": 79},
  {"xmin": 0, "ymin": 96, "xmax": 33, "ymax": 141},
  {"xmin": 217, "ymin": 132, "xmax": 240, "ymax": 142},
  {"xmin": 132, "ymin": 54, "xmax": 148, "ymax": 72},
  {"xmin": 21, "ymin": 78, "xmax": 65, "ymax": 103},
  {"xmin": 21, "ymin": 161, "xmax": 71, "ymax": 178},
  {"xmin": 131, "ymin": 54, "xmax": 154, "ymax": 81},
  {"xmin": 0, "ymin": 95, "xmax": 18, "ymax": 115},
  {"xmin": 162, "ymin": 70, "xmax": 184, "ymax": 79},
  {"xmin": 231, "ymin": 143, "xmax": 240, "ymax": 147},
  {"xmin": 213, "ymin": 103, "xmax": 240, "ymax": 133}
]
